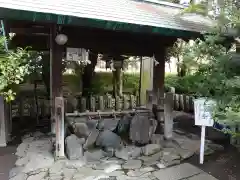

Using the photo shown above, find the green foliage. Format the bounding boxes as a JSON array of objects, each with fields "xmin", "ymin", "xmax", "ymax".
[
  {"xmin": 0, "ymin": 36, "xmax": 32, "ymax": 101},
  {"xmin": 182, "ymin": 1, "xmax": 208, "ymax": 16},
  {"xmin": 173, "ymin": 0, "xmax": 240, "ymax": 129},
  {"xmin": 63, "ymin": 72, "xmax": 140, "ymax": 95}
]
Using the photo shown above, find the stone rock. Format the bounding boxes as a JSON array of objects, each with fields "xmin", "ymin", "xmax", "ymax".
[
  {"xmin": 65, "ymin": 159, "xmax": 86, "ymax": 169},
  {"xmin": 22, "ymin": 137, "xmax": 35, "ymax": 143},
  {"xmin": 139, "ymin": 152, "xmax": 162, "ymax": 166},
  {"xmin": 49, "ymin": 174, "xmax": 63, "ymax": 180},
  {"xmin": 86, "ymin": 120, "xmax": 98, "ymax": 130},
  {"xmin": 115, "ymin": 146, "xmax": 142, "ymax": 160},
  {"xmin": 28, "ymin": 168, "xmax": 48, "ymax": 176},
  {"xmin": 9, "ymin": 167, "xmax": 24, "ymax": 179},
  {"xmin": 203, "ymin": 146, "xmax": 215, "ymax": 156},
  {"xmin": 103, "ymin": 147, "xmax": 115, "ymax": 157},
  {"xmin": 142, "ymin": 144, "xmax": 161, "ymax": 156},
  {"xmin": 15, "ymin": 143, "xmax": 28, "ymax": 157},
  {"xmin": 207, "ymin": 143, "xmax": 224, "ymax": 151},
  {"xmin": 32, "ymin": 131, "xmax": 45, "ymax": 138},
  {"xmin": 49, "ymin": 161, "xmax": 66, "ymax": 175},
  {"xmin": 98, "ymin": 118, "xmax": 120, "ymax": 131},
  {"xmin": 117, "ymin": 114, "xmax": 131, "ymax": 134},
  {"xmin": 27, "ymin": 139, "xmax": 52, "ymax": 153},
  {"xmin": 73, "ymin": 167, "xmax": 107, "ymax": 179},
  {"xmin": 83, "ymin": 128, "xmax": 100, "ymax": 149},
  {"xmin": 148, "ymin": 118, "xmax": 158, "ymax": 139},
  {"xmin": 22, "ymin": 152, "xmax": 54, "ymax": 173},
  {"xmin": 62, "ymin": 168, "xmax": 76, "ymax": 179},
  {"xmin": 85, "ymin": 149, "xmax": 105, "ymax": 161},
  {"xmin": 156, "ymin": 163, "xmax": 166, "ymax": 169},
  {"xmin": 159, "ymin": 159, "xmax": 181, "ymax": 168},
  {"xmin": 93, "ymin": 161, "xmax": 121, "ymax": 173},
  {"xmin": 177, "ymin": 148, "xmax": 195, "ymax": 160},
  {"xmin": 15, "ymin": 156, "xmax": 29, "ymax": 166},
  {"xmin": 106, "ymin": 157, "xmax": 125, "ymax": 165},
  {"xmin": 127, "ymin": 167, "xmax": 155, "ymax": 177},
  {"xmin": 104, "ymin": 164, "xmax": 122, "ymax": 173},
  {"xmin": 108, "ymin": 170, "xmax": 125, "ymax": 177},
  {"xmin": 96, "ymin": 130, "xmax": 122, "ymax": 149},
  {"xmin": 153, "ymin": 163, "xmax": 202, "ymax": 180},
  {"xmin": 122, "ymin": 160, "xmax": 142, "ymax": 169},
  {"xmin": 27, "ymin": 171, "xmax": 47, "ymax": 180},
  {"xmin": 151, "ymin": 134, "xmax": 164, "ymax": 145},
  {"xmin": 129, "ymin": 114, "xmax": 157, "ymax": 144},
  {"xmin": 9, "ymin": 173, "xmax": 27, "ymax": 180},
  {"xmin": 160, "ymin": 149, "xmax": 181, "ymax": 167},
  {"xmin": 74, "ymin": 123, "xmax": 90, "ymax": 138},
  {"xmin": 65, "ymin": 134, "xmax": 84, "ymax": 160}
]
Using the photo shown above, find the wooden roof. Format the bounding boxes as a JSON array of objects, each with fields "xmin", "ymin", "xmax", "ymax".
[{"xmin": 0, "ymin": 0, "xmax": 214, "ymax": 37}]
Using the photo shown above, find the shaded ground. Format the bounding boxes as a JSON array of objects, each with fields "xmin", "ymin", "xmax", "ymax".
[
  {"xmin": 0, "ymin": 143, "xmax": 17, "ymax": 180},
  {"xmin": 174, "ymin": 112, "xmax": 239, "ymax": 180},
  {"xmin": 186, "ymin": 147, "xmax": 239, "ymax": 180},
  {"xmin": 0, "ymin": 116, "xmax": 50, "ymax": 180}
]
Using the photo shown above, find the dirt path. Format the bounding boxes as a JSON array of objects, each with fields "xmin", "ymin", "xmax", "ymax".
[
  {"xmin": 174, "ymin": 111, "xmax": 239, "ymax": 180},
  {"xmin": 186, "ymin": 146, "xmax": 239, "ymax": 180}
]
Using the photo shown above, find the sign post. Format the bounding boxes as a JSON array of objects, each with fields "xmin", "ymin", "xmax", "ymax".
[{"xmin": 194, "ymin": 98, "xmax": 215, "ymax": 164}]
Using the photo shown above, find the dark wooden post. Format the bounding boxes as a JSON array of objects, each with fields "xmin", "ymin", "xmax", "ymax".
[
  {"xmin": 50, "ymin": 25, "xmax": 65, "ymax": 158},
  {"xmin": 153, "ymin": 49, "xmax": 166, "ymax": 101},
  {"xmin": 152, "ymin": 49, "xmax": 166, "ymax": 128},
  {"xmin": 50, "ymin": 24, "xmax": 64, "ymax": 134}
]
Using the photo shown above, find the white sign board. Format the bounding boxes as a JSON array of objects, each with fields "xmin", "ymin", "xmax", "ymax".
[
  {"xmin": 66, "ymin": 48, "xmax": 89, "ymax": 62},
  {"xmin": 194, "ymin": 98, "xmax": 215, "ymax": 127},
  {"xmin": 194, "ymin": 98, "xmax": 216, "ymax": 164}
]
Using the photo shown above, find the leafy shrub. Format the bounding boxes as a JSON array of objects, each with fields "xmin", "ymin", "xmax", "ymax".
[{"xmin": 63, "ymin": 72, "xmax": 140, "ymax": 95}]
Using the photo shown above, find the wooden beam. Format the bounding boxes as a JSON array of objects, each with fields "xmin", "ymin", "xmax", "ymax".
[
  {"xmin": 66, "ymin": 109, "xmax": 150, "ymax": 118},
  {"xmin": 10, "ymin": 27, "xmax": 50, "ymax": 36}
]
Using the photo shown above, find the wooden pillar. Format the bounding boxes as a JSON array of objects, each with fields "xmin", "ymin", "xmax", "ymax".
[
  {"xmin": 152, "ymin": 48, "xmax": 167, "ymax": 134},
  {"xmin": 50, "ymin": 25, "xmax": 65, "ymax": 158},
  {"xmin": 153, "ymin": 49, "xmax": 166, "ymax": 101},
  {"xmin": 140, "ymin": 57, "xmax": 154, "ymax": 106},
  {"xmin": 50, "ymin": 25, "xmax": 64, "ymax": 134}
]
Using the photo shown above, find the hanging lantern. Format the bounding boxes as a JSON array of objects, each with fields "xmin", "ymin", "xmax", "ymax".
[{"xmin": 55, "ymin": 33, "xmax": 68, "ymax": 45}]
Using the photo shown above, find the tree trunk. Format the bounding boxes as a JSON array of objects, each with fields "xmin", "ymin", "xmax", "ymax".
[{"xmin": 82, "ymin": 51, "xmax": 98, "ymax": 97}]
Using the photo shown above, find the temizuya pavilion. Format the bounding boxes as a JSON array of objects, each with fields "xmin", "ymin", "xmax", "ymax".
[{"xmin": 0, "ymin": 0, "xmax": 214, "ymax": 156}]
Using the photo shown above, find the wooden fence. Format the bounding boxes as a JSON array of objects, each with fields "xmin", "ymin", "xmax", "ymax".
[
  {"xmin": 8, "ymin": 92, "xmax": 240, "ymax": 148},
  {"xmin": 10, "ymin": 93, "xmax": 196, "ymax": 118}
]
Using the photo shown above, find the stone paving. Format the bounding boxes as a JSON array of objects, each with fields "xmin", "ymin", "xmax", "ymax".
[{"xmin": 8, "ymin": 130, "xmax": 222, "ymax": 180}]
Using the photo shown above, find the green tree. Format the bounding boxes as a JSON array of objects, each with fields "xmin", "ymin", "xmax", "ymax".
[
  {"xmin": 181, "ymin": 0, "xmax": 240, "ymax": 131},
  {"xmin": 0, "ymin": 36, "xmax": 32, "ymax": 101}
]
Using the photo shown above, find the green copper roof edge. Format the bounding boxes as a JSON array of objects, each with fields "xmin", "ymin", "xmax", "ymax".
[{"xmin": 0, "ymin": 7, "xmax": 200, "ymax": 38}]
